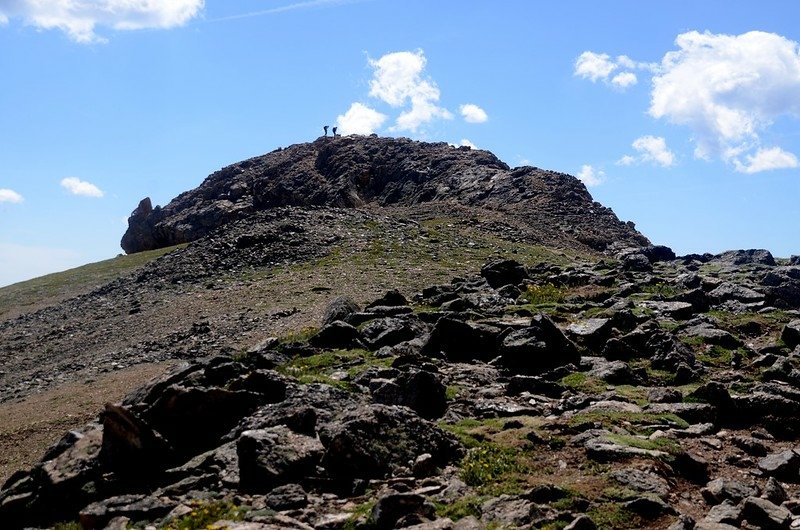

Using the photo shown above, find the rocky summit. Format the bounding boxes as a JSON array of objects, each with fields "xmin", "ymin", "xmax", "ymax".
[
  {"xmin": 1, "ymin": 137, "xmax": 800, "ymax": 530},
  {"xmin": 121, "ymin": 135, "xmax": 647, "ymax": 254}
]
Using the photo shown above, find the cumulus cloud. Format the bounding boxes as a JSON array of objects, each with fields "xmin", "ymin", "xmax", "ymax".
[
  {"xmin": 611, "ymin": 72, "xmax": 637, "ymax": 88},
  {"xmin": 576, "ymin": 165, "xmax": 604, "ymax": 187},
  {"xmin": 460, "ymin": 103, "xmax": 488, "ymax": 123},
  {"xmin": 630, "ymin": 135, "xmax": 675, "ymax": 167},
  {"xmin": 60, "ymin": 177, "xmax": 104, "ymax": 197},
  {"xmin": 733, "ymin": 147, "xmax": 799, "ymax": 174},
  {"xmin": 574, "ymin": 51, "xmax": 617, "ymax": 82},
  {"xmin": 574, "ymin": 52, "xmax": 640, "ymax": 90},
  {"xmin": 616, "ymin": 155, "xmax": 636, "ymax": 166},
  {"xmin": 0, "ymin": 188, "xmax": 23, "ymax": 203},
  {"xmin": 366, "ymin": 49, "xmax": 453, "ymax": 132},
  {"xmin": 0, "ymin": 0, "xmax": 204, "ymax": 43},
  {"xmin": 336, "ymin": 102, "xmax": 387, "ymax": 135},
  {"xmin": 649, "ymin": 30, "xmax": 800, "ymax": 169}
]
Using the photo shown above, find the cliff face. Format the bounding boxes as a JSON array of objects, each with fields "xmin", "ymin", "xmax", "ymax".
[{"xmin": 121, "ymin": 135, "xmax": 649, "ymax": 254}]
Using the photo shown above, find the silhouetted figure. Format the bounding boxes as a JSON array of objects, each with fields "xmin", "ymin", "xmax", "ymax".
[
  {"xmin": 323, "ymin": 125, "xmax": 329, "ymax": 137},
  {"xmin": 332, "ymin": 126, "xmax": 338, "ymax": 137}
]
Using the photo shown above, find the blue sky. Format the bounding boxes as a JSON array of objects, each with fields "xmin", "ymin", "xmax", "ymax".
[{"xmin": 1, "ymin": 0, "xmax": 799, "ymax": 286}]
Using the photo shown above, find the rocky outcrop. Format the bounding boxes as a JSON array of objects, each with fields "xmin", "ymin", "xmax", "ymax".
[
  {"xmin": 121, "ymin": 135, "xmax": 648, "ymax": 253},
  {"xmin": 4, "ymin": 251, "xmax": 800, "ymax": 529}
]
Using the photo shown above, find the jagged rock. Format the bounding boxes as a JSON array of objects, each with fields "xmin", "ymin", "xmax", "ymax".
[
  {"xmin": 763, "ymin": 477, "xmax": 788, "ymax": 506},
  {"xmin": 715, "ymin": 249, "xmax": 776, "ymax": 266},
  {"xmin": 145, "ymin": 385, "xmax": 263, "ymax": 456},
  {"xmin": 708, "ymin": 282, "xmax": 766, "ymax": 304},
  {"xmin": 701, "ymin": 478, "xmax": 758, "ymax": 506},
  {"xmin": 228, "ymin": 369, "xmax": 288, "ymax": 401},
  {"xmin": 506, "ymin": 375, "xmax": 566, "ymax": 398},
  {"xmin": 758, "ymin": 449, "xmax": 800, "ymax": 481},
  {"xmin": 371, "ymin": 492, "xmax": 435, "ymax": 528},
  {"xmin": 237, "ymin": 426, "xmax": 324, "ymax": 492},
  {"xmin": 367, "ymin": 289, "xmax": 409, "ymax": 308},
  {"xmin": 701, "ymin": 499, "xmax": 742, "ymax": 526},
  {"xmin": 564, "ymin": 514, "xmax": 597, "ymax": 530},
  {"xmin": 667, "ymin": 514, "xmax": 696, "ymax": 530},
  {"xmin": 611, "ymin": 468, "xmax": 671, "ymax": 498},
  {"xmin": 648, "ymin": 387, "xmax": 683, "ymax": 403},
  {"xmin": 265, "ymin": 483, "xmax": 308, "ymax": 510},
  {"xmin": 647, "ymin": 402, "xmax": 716, "ymax": 424},
  {"xmin": 481, "ymin": 259, "xmax": 528, "ymax": 288},
  {"xmin": 623, "ymin": 253, "xmax": 652, "ymax": 272},
  {"xmin": 370, "ymin": 368, "xmax": 447, "ymax": 419},
  {"xmin": 643, "ymin": 245, "xmax": 676, "ymax": 262},
  {"xmin": 361, "ymin": 316, "xmax": 426, "ymax": 350},
  {"xmin": 321, "ymin": 296, "xmax": 361, "ymax": 326},
  {"xmin": 480, "ymin": 494, "xmax": 537, "ymax": 527},
  {"xmin": 587, "ymin": 359, "xmax": 638, "ymax": 384},
  {"xmin": 79, "ymin": 494, "xmax": 175, "ymax": 530},
  {"xmin": 318, "ymin": 404, "xmax": 462, "ymax": 479},
  {"xmin": 495, "ymin": 314, "xmax": 580, "ymax": 375},
  {"xmin": 741, "ymin": 496, "xmax": 791, "ymax": 529},
  {"xmin": 422, "ymin": 317, "xmax": 501, "ymax": 362},
  {"xmin": 310, "ymin": 321, "xmax": 364, "ymax": 349},
  {"xmin": 681, "ymin": 324, "xmax": 742, "ymax": 349},
  {"xmin": 100, "ymin": 403, "xmax": 173, "ymax": 477},
  {"xmin": 566, "ymin": 318, "xmax": 613, "ymax": 350},
  {"xmin": 782, "ymin": 320, "xmax": 800, "ymax": 350},
  {"xmin": 641, "ymin": 301, "xmax": 694, "ymax": 320},
  {"xmin": 625, "ymin": 495, "xmax": 676, "ymax": 518}
]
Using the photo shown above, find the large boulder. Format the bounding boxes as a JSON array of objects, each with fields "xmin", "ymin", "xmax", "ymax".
[
  {"xmin": 237, "ymin": 426, "xmax": 324, "ymax": 492},
  {"xmin": 781, "ymin": 320, "xmax": 800, "ymax": 349},
  {"xmin": 495, "ymin": 314, "xmax": 579, "ymax": 375},
  {"xmin": 481, "ymin": 259, "xmax": 528, "ymax": 288},
  {"xmin": 318, "ymin": 404, "xmax": 462, "ymax": 479},
  {"xmin": 421, "ymin": 317, "xmax": 502, "ymax": 362}
]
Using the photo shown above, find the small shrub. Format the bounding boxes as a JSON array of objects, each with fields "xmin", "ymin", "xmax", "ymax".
[
  {"xmin": 53, "ymin": 523, "xmax": 82, "ymax": 530},
  {"xmin": 560, "ymin": 372, "xmax": 606, "ymax": 394},
  {"xmin": 460, "ymin": 444, "xmax": 522, "ymax": 486},
  {"xmin": 434, "ymin": 496, "xmax": 483, "ymax": 521},
  {"xmin": 523, "ymin": 283, "xmax": 566, "ymax": 305},
  {"xmin": 159, "ymin": 500, "xmax": 246, "ymax": 530}
]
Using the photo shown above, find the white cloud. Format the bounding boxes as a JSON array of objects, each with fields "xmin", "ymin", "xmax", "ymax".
[
  {"xmin": 611, "ymin": 72, "xmax": 637, "ymax": 88},
  {"xmin": 616, "ymin": 155, "xmax": 636, "ymax": 166},
  {"xmin": 367, "ymin": 50, "xmax": 453, "ymax": 132},
  {"xmin": 631, "ymin": 135, "xmax": 675, "ymax": 167},
  {"xmin": 733, "ymin": 146, "xmax": 799, "ymax": 174},
  {"xmin": 60, "ymin": 177, "xmax": 104, "ymax": 197},
  {"xmin": 460, "ymin": 103, "xmax": 488, "ymax": 123},
  {"xmin": 449, "ymin": 139, "xmax": 477, "ymax": 149},
  {"xmin": 335, "ymin": 102, "xmax": 387, "ymax": 135},
  {"xmin": 0, "ymin": 0, "xmax": 204, "ymax": 43},
  {"xmin": 576, "ymin": 164, "xmax": 604, "ymax": 187},
  {"xmin": 0, "ymin": 188, "xmax": 23, "ymax": 203},
  {"xmin": 649, "ymin": 30, "xmax": 800, "ymax": 165},
  {"xmin": 574, "ymin": 51, "xmax": 617, "ymax": 82}
]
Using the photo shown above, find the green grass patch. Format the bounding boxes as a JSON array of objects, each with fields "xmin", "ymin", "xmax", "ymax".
[
  {"xmin": 641, "ymin": 282, "xmax": 680, "ymax": 298},
  {"xmin": 568, "ymin": 411, "xmax": 689, "ymax": 434},
  {"xmin": 159, "ymin": 500, "xmax": 246, "ymax": 530},
  {"xmin": 53, "ymin": 523, "xmax": 82, "ymax": 530},
  {"xmin": 587, "ymin": 502, "xmax": 643, "ymax": 530},
  {"xmin": 433, "ymin": 496, "xmax": 483, "ymax": 521},
  {"xmin": 445, "ymin": 385, "xmax": 462, "ymax": 400},
  {"xmin": 276, "ymin": 348, "xmax": 392, "ymax": 391},
  {"xmin": 560, "ymin": 372, "xmax": 607, "ymax": 395},
  {"xmin": 277, "ymin": 326, "xmax": 319, "ymax": 344},
  {"xmin": 343, "ymin": 499, "xmax": 377, "ymax": 530},
  {"xmin": 605, "ymin": 434, "xmax": 681, "ymax": 455}
]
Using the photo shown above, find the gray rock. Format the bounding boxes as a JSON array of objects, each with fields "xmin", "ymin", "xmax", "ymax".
[
  {"xmin": 310, "ymin": 321, "xmax": 364, "ymax": 349},
  {"xmin": 237, "ymin": 426, "xmax": 324, "ymax": 492},
  {"xmin": 564, "ymin": 514, "xmax": 597, "ymax": 530},
  {"xmin": 647, "ymin": 402, "xmax": 717, "ymax": 424},
  {"xmin": 421, "ymin": 317, "xmax": 501, "ymax": 362},
  {"xmin": 708, "ymin": 282, "xmax": 765, "ymax": 304},
  {"xmin": 587, "ymin": 359, "xmax": 638, "ymax": 384},
  {"xmin": 495, "ymin": 314, "xmax": 580, "ymax": 375},
  {"xmin": 702, "ymin": 499, "xmax": 742, "ymax": 525},
  {"xmin": 741, "ymin": 496, "xmax": 791, "ymax": 529},
  {"xmin": 648, "ymin": 387, "xmax": 683, "ymax": 403},
  {"xmin": 782, "ymin": 320, "xmax": 800, "ymax": 350},
  {"xmin": 611, "ymin": 468, "xmax": 671, "ymax": 498},
  {"xmin": 763, "ymin": 477, "xmax": 788, "ymax": 505},
  {"xmin": 321, "ymin": 296, "xmax": 360, "ymax": 326},
  {"xmin": 79, "ymin": 494, "xmax": 175, "ymax": 530},
  {"xmin": 566, "ymin": 318, "xmax": 613, "ymax": 350},
  {"xmin": 481, "ymin": 259, "xmax": 528, "ymax": 288},
  {"xmin": 370, "ymin": 369, "xmax": 447, "ymax": 419},
  {"xmin": 701, "ymin": 478, "xmax": 758, "ymax": 505},
  {"xmin": 371, "ymin": 492, "xmax": 434, "ymax": 529},
  {"xmin": 624, "ymin": 495, "xmax": 676, "ymax": 518},
  {"xmin": 758, "ymin": 449, "xmax": 800, "ymax": 481},
  {"xmin": 265, "ymin": 483, "xmax": 308, "ymax": 510},
  {"xmin": 480, "ymin": 494, "xmax": 538, "ymax": 527}
]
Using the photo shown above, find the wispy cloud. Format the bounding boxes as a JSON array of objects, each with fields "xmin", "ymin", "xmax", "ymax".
[{"xmin": 206, "ymin": 0, "xmax": 368, "ymax": 23}]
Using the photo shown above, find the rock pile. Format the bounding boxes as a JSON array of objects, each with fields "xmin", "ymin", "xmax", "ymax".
[{"xmin": 3, "ymin": 247, "xmax": 800, "ymax": 529}]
